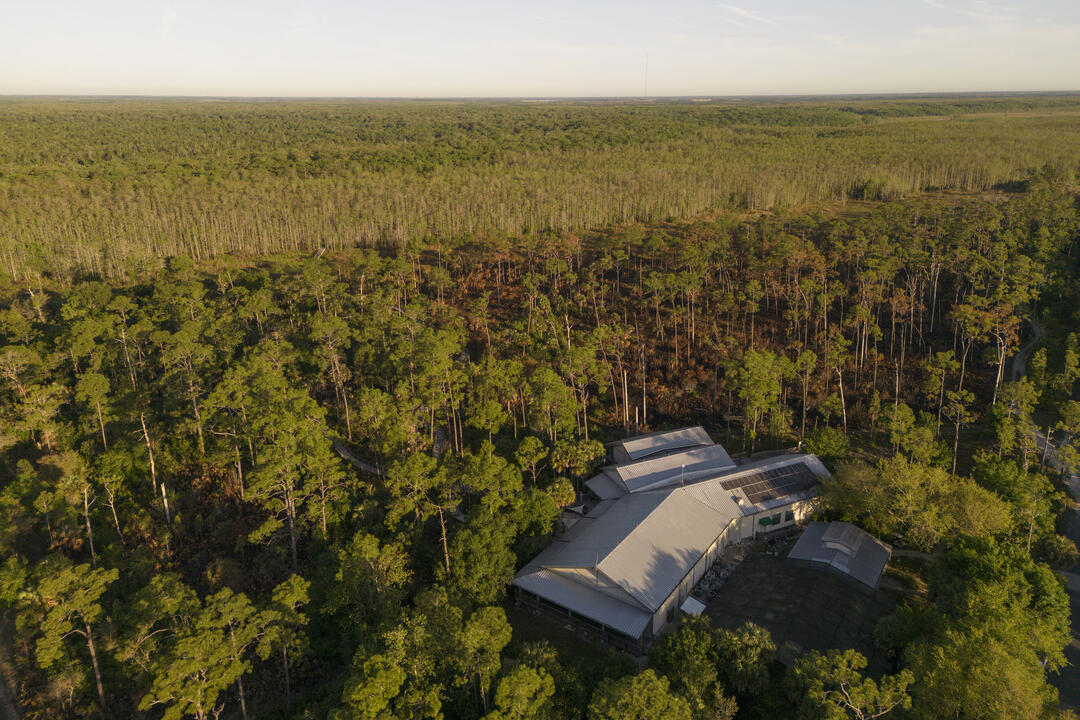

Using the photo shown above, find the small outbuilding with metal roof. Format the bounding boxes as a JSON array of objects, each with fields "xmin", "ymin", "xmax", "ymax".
[{"xmin": 787, "ymin": 521, "xmax": 892, "ymax": 590}]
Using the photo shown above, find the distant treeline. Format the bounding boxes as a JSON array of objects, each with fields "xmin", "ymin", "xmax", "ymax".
[{"xmin": 2, "ymin": 96, "xmax": 1080, "ymax": 281}]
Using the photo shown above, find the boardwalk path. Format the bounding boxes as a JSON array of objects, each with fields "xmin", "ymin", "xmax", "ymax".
[
  {"xmin": 334, "ymin": 440, "xmax": 386, "ymax": 477},
  {"xmin": 1010, "ymin": 316, "xmax": 1045, "ymax": 382}
]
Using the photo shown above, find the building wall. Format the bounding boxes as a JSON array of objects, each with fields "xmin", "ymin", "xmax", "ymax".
[
  {"xmin": 649, "ymin": 498, "xmax": 807, "ymax": 637},
  {"xmin": 734, "ymin": 514, "xmax": 754, "ymax": 542},
  {"xmin": 747, "ymin": 498, "xmax": 815, "ymax": 538},
  {"xmin": 515, "ymin": 587, "xmax": 646, "ymax": 655},
  {"xmin": 651, "ymin": 514, "xmax": 729, "ymax": 635}
]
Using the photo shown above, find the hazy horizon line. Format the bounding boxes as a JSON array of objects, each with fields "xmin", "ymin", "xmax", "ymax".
[{"xmin": 3, "ymin": 89, "xmax": 1080, "ymax": 102}]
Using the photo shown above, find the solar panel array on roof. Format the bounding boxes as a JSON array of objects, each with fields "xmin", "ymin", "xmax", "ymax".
[{"xmin": 719, "ymin": 462, "xmax": 819, "ymax": 504}]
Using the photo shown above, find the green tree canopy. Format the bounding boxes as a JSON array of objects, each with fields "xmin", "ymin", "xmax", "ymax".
[{"xmin": 587, "ymin": 669, "xmax": 693, "ymax": 720}]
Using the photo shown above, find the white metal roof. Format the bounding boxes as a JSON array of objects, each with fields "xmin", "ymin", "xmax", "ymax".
[
  {"xmin": 585, "ymin": 472, "xmax": 626, "ymax": 500},
  {"xmin": 540, "ymin": 492, "xmax": 670, "ymax": 570},
  {"xmin": 513, "ymin": 567, "xmax": 653, "ymax": 637},
  {"xmin": 681, "ymin": 596, "xmax": 707, "ymax": 616},
  {"xmin": 610, "ymin": 444, "xmax": 736, "ymax": 494},
  {"xmin": 595, "ymin": 486, "xmax": 737, "ymax": 611},
  {"xmin": 608, "ymin": 426, "xmax": 714, "ymax": 462},
  {"xmin": 788, "ymin": 521, "xmax": 892, "ymax": 589},
  {"xmin": 515, "ymin": 452, "xmax": 827, "ymax": 637},
  {"xmin": 822, "ymin": 522, "xmax": 863, "ymax": 554}
]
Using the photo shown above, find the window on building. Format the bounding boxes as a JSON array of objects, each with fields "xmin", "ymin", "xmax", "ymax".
[
  {"xmin": 666, "ymin": 607, "xmax": 675, "ymax": 622},
  {"xmin": 770, "ymin": 513, "xmax": 781, "ymax": 525},
  {"xmin": 785, "ymin": 510, "xmax": 795, "ymax": 522}
]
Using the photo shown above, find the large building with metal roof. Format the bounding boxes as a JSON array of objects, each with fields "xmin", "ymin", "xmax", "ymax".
[{"xmin": 513, "ymin": 428, "xmax": 828, "ymax": 653}]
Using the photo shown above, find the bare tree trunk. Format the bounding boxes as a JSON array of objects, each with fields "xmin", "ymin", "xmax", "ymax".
[
  {"xmin": 118, "ymin": 323, "xmax": 138, "ymax": 390},
  {"xmin": 953, "ymin": 420, "xmax": 961, "ymax": 475},
  {"xmin": 478, "ymin": 675, "xmax": 489, "ymax": 715},
  {"xmin": 1027, "ymin": 510, "xmax": 1035, "ymax": 555},
  {"xmin": 192, "ymin": 397, "xmax": 205, "ymax": 456},
  {"xmin": 84, "ymin": 620, "xmax": 107, "ymax": 713},
  {"xmin": 83, "ymin": 486, "xmax": 97, "ymax": 567},
  {"xmin": 992, "ymin": 332, "xmax": 1008, "ymax": 407},
  {"xmin": 141, "ymin": 413, "xmax": 158, "ymax": 495},
  {"xmin": 836, "ymin": 368, "xmax": 848, "ymax": 435},
  {"xmin": 341, "ymin": 384, "xmax": 352, "ymax": 441},
  {"xmin": 319, "ymin": 480, "xmax": 329, "ymax": 539},
  {"xmin": 641, "ymin": 350, "xmax": 647, "ymax": 427},
  {"xmin": 282, "ymin": 644, "xmax": 292, "ymax": 712},
  {"xmin": 286, "ymin": 492, "xmax": 299, "ymax": 574},
  {"xmin": 230, "ymin": 625, "xmax": 248, "ymax": 720},
  {"xmin": 1042, "ymin": 426, "xmax": 1053, "ymax": 469},
  {"xmin": 437, "ymin": 506, "xmax": 451, "ymax": 574},
  {"xmin": 958, "ymin": 340, "xmax": 971, "ymax": 393},
  {"xmin": 581, "ymin": 388, "xmax": 589, "ymax": 441},
  {"xmin": 234, "ymin": 444, "xmax": 245, "ymax": 500},
  {"xmin": 105, "ymin": 485, "xmax": 124, "ymax": 548},
  {"xmin": 936, "ymin": 372, "xmax": 946, "ymax": 437},
  {"xmin": 623, "ymin": 368, "xmax": 630, "ymax": 432},
  {"xmin": 801, "ymin": 379, "xmax": 809, "ymax": 438},
  {"xmin": 95, "ymin": 401, "xmax": 107, "ymax": 449},
  {"xmin": 161, "ymin": 484, "xmax": 172, "ymax": 525}
]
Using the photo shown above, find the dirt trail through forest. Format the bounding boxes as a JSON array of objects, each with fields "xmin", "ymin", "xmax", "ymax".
[{"xmin": 1010, "ymin": 317, "xmax": 1045, "ymax": 382}]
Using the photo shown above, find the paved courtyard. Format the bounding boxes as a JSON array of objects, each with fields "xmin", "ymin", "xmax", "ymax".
[{"xmin": 704, "ymin": 551, "xmax": 898, "ymax": 671}]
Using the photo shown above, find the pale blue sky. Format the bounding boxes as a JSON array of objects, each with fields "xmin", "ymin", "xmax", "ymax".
[{"xmin": 1, "ymin": 0, "xmax": 1077, "ymax": 96}]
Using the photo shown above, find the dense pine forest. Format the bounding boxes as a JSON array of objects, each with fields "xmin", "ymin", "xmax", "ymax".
[
  {"xmin": 1, "ymin": 98, "xmax": 1080, "ymax": 720},
  {"xmin": 4, "ymin": 96, "xmax": 1080, "ymax": 281}
]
